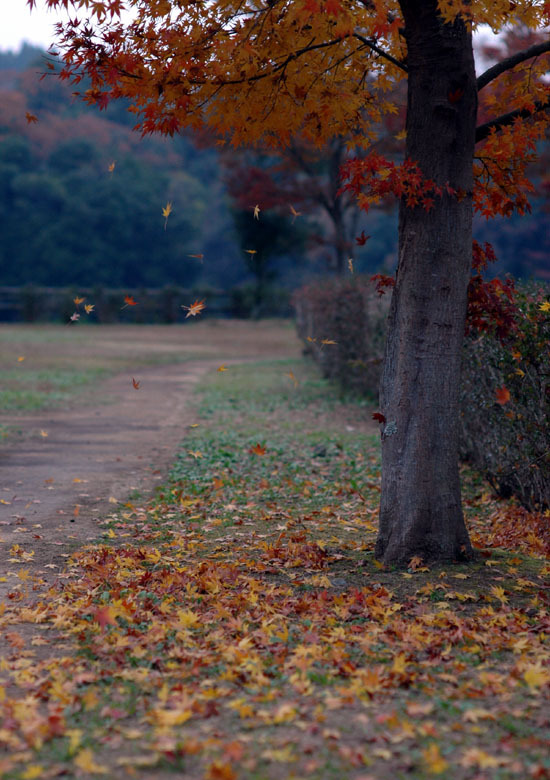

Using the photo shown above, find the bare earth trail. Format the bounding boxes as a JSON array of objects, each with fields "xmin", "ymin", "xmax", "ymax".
[{"xmin": 0, "ymin": 322, "xmax": 302, "ymax": 604}]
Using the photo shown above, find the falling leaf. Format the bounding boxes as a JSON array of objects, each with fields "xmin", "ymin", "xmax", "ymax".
[
  {"xmin": 162, "ymin": 201, "xmax": 172, "ymax": 229},
  {"xmin": 25, "ymin": 112, "xmax": 38, "ymax": 124},
  {"xmin": 539, "ymin": 300, "xmax": 550, "ymax": 312},
  {"xmin": 286, "ymin": 370, "xmax": 299, "ymax": 387},
  {"xmin": 253, "ymin": 204, "xmax": 260, "ymax": 219},
  {"xmin": 17, "ymin": 356, "xmax": 25, "ymax": 362},
  {"xmin": 73, "ymin": 296, "xmax": 85, "ymax": 305},
  {"xmin": 108, "ymin": 161, "xmax": 116, "ymax": 172},
  {"xmin": 132, "ymin": 378, "xmax": 141, "ymax": 390},
  {"xmin": 217, "ymin": 364, "xmax": 228, "ymax": 372},
  {"xmin": 39, "ymin": 430, "xmax": 48, "ymax": 438},
  {"xmin": 69, "ymin": 312, "xmax": 80, "ymax": 322},
  {"xmin": 84, "ymin": 304, "xmax": 95, "ymax": 314},
  {"xmin": 121, "ymin": 295, "xmax": 138, "ymax": 308},
  {"xmin": 495, "ymin": 386, "xmax": 511, "ymax": 405},
  {"xmin": 348, "ymin": 257, "xmax": 354, "ymax": 273},
  {"xmin": 356, "ymin": 230, "xmax": 371, "ymax": 245},
  {"xmin": 321, "ymin": 338, "xmax": 337, "ymax": 346},
  {"xmin": 188, "ymin": 253, "xmax": 204, "ymax": 261},
  {"xmin": 182, "ymin": 299, "xmax": 206, "ymax": 318},
  {"xmin": 249, "ymin": 443, "xmax": 266, "ymax": 455},
  {"xmin": 289, "ymin": 204, "xmax": 302, "ymax": 222},
  {"xmin": 448, "ymin": 87, "xmax": 464, "ymax": 103},
  {"xmin": 245, "ymin": 249, "xmax": 257, "ymax": 255},
  {"xmin": 306, "ymin": 336, "xmax": 317, "ymax": 343}
]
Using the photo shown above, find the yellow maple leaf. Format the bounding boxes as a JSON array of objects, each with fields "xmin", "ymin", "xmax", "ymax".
[
  {"xmin": 162, "ymin": 201, "xmax": 172, "ymax": 229},
  {"xmin": 422, "ymin": 743, "xmax": 448, "ymax": 774},
  {"xmin": 74, "ymin": 748, "xmax": 108, "ymax": 774},
  {"xmin": 84, "ymin": 304, "xmax": 95, "ymax": 314},
  {"xmin": 523, "ymin": 664, "xmax": 550, "ymax": 691},
  {"xmin": 538, "ymin": 300, "xmax": 550, "ymax": 312}
]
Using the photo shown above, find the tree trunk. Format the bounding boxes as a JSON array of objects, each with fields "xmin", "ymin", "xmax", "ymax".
[{"xmin": 375, "ymin": 1, "xmax": 477, "ymax": 565}]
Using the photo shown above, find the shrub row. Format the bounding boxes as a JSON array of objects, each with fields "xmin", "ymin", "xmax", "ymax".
[
  {"xmin": 294, "ymin": 277, "xmax": 550, "ymax": 511},
  {"xmin": 293, "ymin": 276, "xmax": 389, "ymax": 400}
]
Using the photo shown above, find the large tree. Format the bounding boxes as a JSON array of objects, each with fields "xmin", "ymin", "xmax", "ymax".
[{"xmin": 32, "ymin": 0, "xmax": 550, "ymax": 564}]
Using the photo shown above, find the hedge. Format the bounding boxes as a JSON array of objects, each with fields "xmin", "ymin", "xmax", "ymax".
[{"xmin": 294, "ymin": 277, "xmax": 550, "ymax": 511}]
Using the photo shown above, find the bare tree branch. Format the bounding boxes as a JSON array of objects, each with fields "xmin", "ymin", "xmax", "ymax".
[
  {"xmin": 477, "ymin": 40, "xmax": 550, "ymax": 92},
  {"xmin": 475, "ymin": 100, "xmax": 550, "ymax": 143},
  {"xmin": 353, "ymin": 32, "xmax": 408, "ymax": 72}
]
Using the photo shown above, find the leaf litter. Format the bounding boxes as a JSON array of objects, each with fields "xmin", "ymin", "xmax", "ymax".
[{"xmin": 0, "ymin": 361, "xmax": 548, "ymax": 779}]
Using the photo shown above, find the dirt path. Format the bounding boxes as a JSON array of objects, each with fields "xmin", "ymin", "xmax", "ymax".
[
  {"xmin": 0, "ymin": 361, "xmax": 219, "ymax": 602},
  {"xmin": 0, "ymin": 321, "xmax": 302, "ymax": 604}
]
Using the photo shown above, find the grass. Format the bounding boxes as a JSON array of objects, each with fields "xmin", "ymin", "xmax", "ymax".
[{"xmin": 0, "ymin": 341, "xmax": 548, "ymax": 780}]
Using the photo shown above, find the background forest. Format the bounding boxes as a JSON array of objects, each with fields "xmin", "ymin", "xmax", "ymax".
[{"xmin": 0, "ymin": 43, "xmax": 548, "ymax": 303}]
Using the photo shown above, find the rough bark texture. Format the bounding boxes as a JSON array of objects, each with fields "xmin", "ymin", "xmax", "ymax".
[{"xmin": 376, "ymin": 0, "xmax": 477, "ymax": 565}]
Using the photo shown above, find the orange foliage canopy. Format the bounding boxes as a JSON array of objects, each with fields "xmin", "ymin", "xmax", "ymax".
[{"xmin": 29, "ymin": 2, "xmax": 549, "ymax": 150}]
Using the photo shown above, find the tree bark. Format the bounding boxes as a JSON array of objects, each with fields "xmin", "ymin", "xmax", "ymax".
[{"xmin": 375, "ymin": 0, "xmax": 477, "ymax": 565}]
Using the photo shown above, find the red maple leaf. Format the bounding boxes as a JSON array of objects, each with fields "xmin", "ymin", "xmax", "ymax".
[
  {"xmin": 495, "ymin": 386, "xmax": 511, "ymax": 405},
  {"xmin": 355, "ymin": 230, "xmax": 371, "ymax": 246}
]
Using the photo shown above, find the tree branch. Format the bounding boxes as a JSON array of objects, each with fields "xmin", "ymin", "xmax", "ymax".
[
  {"xmin": 353, "ymin": 32, "xmax": 408, "ymax": 72},
  {"xmin": 475, "ymin": 100, "xmax": 550, "ymax": 143},
  {"xmin": 477, "ymin": 40, "xmax": 550, "ymax": 92}
]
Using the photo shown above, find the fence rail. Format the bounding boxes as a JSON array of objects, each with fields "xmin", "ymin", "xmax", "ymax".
[{"xmin": 0, "ymin": 285, "xmax": 291, "ymax": 323}]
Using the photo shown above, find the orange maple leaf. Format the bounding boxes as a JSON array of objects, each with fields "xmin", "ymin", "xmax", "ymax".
[
  {"xmin": 249, "ymin": 443, "xmax": 266, "ymax": 455},
  {"xmin": 182, "ymin": 299, "xmax": 206, "ymax": 318},
  {"xmin": 122, "ymin": 295, "xmax": 138, "ymax": 308},
  {"xmin": 73, "ymin": 296, "xmax": 85, "ymax": 305},
  {"xmin": 132, "ymin": 378, "xmax": 140, "ymax": 390},
  {"xmin": 25, "ymin": 112, "xmax": 38, "ymax": 124},
  {"xmin": 495, "ymin": 386, "xmax": 511, "ymax": 405},
  {"xmin": 92, "ymin": 605, "xmax": 117, "ymax": 629}
]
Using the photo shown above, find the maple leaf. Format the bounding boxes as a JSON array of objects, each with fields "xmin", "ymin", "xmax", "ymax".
[
  {"xmin": 249, "ymin": 443, "xmax": 266, "ymax": 455},
  {"xmin": 286, "ymin": 370, "xmax": 299, "ymax": 387},
  {"xmin": 84, "ymin": 304, "xmax": 94, "ymax": 314},
  {"xmin": 17, "ymin": 355, "xmax": 25, "ymax": 362},
  {"xmin": 121, "ymin": 295, "xmax": 138, "ymax": 308},
  {"xmin": 108, "ymin": 161, "xmax": 116, "ymax": 172},
  {"xmin": 348, "ymin": 258, "xmax": 354, "ymax": 273},
  {"xmin": 289, "ymin": 204, "xmax": 302, "ymax": 223},
  {"xmin": 188, "ymin": 253, "xmax": 204, "ymax": 261},
  {"xmin": 245, "ymin": 249, "xmax": 257, "ymax": 255},
  {"xmin": 69, "ymin": 312, "xmax": 80, "ymax": 322},
  {"xmin": 182, "ymin": 299, "xmax": 206, "ymax": 318},
  {"xmin": 73, "ymin": 748, "xmax": 108, "ymax": 774},
  {"xmin": 25, "ymin": 112, "xmax": 38, "ymax": 124},
  {"xmin": 495, "ymin": 386, "xmax": 511, "ymax": 405},
  {"xmin": 422, "ymin": 743, "xmax": 448, "ymax": 774},
  {"xmin": 73, "ymin": 296, "xmax": 85, "ymax": 305},
  {"xmin": 448, "ymin": 87, "xmax": 465, "ymax": 104},
  {"xmin": 253, "ymin": 204, "xmax": 260, "ymax": 219},
  {"xmin": 206, "ymin": 761, "xmax": 237, "ymax": 780},
  {"xmin": 355, "ymin": 230, "xmax": 371, "ymax": 245},
  {"xmin": 162, "ymin": 201, "xmax": 172, "ymax": 229},
  {"xmin": 539, "ymin": 300, "xmax": 550, "ymax": 312},
  {"xmin": 320, "ymin": 338, "xmax": 337, "ymax": 346},
  {"xmin": 132, "ymin": 378, "xmax": 140, "ymax": 390},
  {"xmin": 523, "ymin": 664, "xmax": 550, "ymax": 690},
  {"xmin": 217, "ymin": 364, "xmax": 228, "ymax": 372},
  {"xmin": 92, "ymin": 605, "xmax": 117, "ymax": 629}
]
